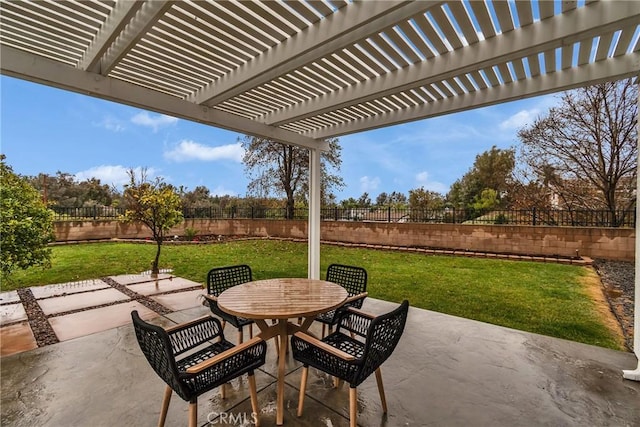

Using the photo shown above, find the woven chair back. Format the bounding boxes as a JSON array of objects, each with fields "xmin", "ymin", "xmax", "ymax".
[
  {"xmin": 326, "ymin": 264, "xmax": 367, "ymax": 308},
  {"xmin": 356, "ymin": 300, "xmax": 409, "ymax": 386},
  {"xmin": 207, "ymin": 264, "xmax": 253, "ymax": 296},
  {"xmin": 131, "ymin": 310, "xmax": 189, "ymax": 400}
]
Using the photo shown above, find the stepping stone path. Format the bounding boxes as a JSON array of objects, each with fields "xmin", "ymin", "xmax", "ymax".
[{"xmin": 0, "ymin": 274, "xmax": 205, "ymax": 357}]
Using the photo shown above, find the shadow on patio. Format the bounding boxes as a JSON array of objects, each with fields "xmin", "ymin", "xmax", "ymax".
[{"xmin": 1, "ymin": 298, "xmax": 638, "ymax": 426}]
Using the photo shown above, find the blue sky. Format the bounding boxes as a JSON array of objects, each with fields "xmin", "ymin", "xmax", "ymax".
[{"xmin": 0, "ymin": 75, "xmax": 558, "ymax": 201}]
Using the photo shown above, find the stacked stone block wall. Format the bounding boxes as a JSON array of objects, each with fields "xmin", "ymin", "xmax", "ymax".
[{"xmin": 53, "ymin": 219, "xmax": 635, "ymax": 261}]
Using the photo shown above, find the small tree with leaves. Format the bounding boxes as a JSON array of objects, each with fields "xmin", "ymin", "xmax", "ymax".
[
  {"xmin": 122, "ymin": 169, "xmax": 183, "ymax": 276},
  {"xmin": 0, "ymin": 155, "xmax": 55, "ymax": 279}
]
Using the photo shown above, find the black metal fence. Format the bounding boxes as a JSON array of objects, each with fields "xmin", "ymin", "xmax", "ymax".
[{"xmin": 51, "ymin": 206, "xmax": 635, "ymax": 228}]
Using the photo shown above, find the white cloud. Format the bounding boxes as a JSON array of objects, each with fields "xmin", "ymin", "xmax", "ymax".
[
  {"xmin": 499, "ymin": 109, "xmax": 540, "ymax": 130},
  {"xmin": 75, "ymin": 165, "xmax": 158, "ymax": 188},
  {"xmin": 359, "ymin": 176, "xmax": 380, "ymax": 192},
  {"xmin": 415, "ymin": 171, "xmax": 449, "ymax": 194},
  {"xmin": 164, "ymin": 140, "xmax": 244, "ymax": 163},
  {"xmin": 96, "ymin": 116, "xmax": 125, "ymax": 132},
  {"xmin": 131, "ymin": 112, "xmax": 178, "ymax": 132},
  {"xmin": 209, "ymin": 185, "xmax": 237, "ymax": 197}
]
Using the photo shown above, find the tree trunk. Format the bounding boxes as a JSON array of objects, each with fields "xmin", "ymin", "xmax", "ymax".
[
  {"xmin": 285, "ymin": 192, "xmax": 295, "ymax": 220},
  {"xmin": 152, "ymin": 239, "xmax": 162, "ymax": 276}
]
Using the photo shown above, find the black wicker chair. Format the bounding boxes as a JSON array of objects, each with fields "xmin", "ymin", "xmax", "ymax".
[
  {"xmin": 316, "ymin": 264, "xmax": 368, "ymax": 337},
  {"xmin": 204, "ymin": 265, "xmax": 254, "ymax": 343},
  {"xmin": 292, "ymin": 300, "xmax": 409, "ymax": 427},
  {"xmin": 131, "ymin": 311, "xmax": 267, "ymax": 427}
]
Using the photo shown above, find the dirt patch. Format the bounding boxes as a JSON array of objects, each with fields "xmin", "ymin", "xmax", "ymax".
[{"xmin": 581, "ymin": 267, "xmax": 627, "ymax": 350}]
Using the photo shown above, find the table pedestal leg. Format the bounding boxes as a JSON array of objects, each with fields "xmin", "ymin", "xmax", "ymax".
[{"xmin": 276, "ymin": 319, "xmax": 287, "ymax": 425}]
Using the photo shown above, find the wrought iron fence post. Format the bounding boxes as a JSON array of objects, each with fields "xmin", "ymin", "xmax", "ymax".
[{"xmin": 387, "ymin": 206, "xmax": 391, "ymax": 223}]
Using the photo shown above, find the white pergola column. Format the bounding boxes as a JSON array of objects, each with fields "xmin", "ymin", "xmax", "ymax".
[
  {"xmin": 623, "ymin": 76, "xmax": 640, "ymax": 381},
  {"xmin": 308, "ymin": 147, "xmax": 321, "ymax": 279}
]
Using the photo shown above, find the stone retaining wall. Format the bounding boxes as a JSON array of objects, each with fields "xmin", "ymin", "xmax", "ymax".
[{"xmin": 53, "ymin": 219, "xmax": 635, "ymax": 261}]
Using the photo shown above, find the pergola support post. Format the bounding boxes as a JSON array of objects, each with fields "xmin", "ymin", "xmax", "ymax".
[
  {"xmin": 308, "ymin": 147, "xmax": 321, "ymax": 280},
  {"xmin": 623, "ymin": 76, "xmax": 640, "ymax": 381}
]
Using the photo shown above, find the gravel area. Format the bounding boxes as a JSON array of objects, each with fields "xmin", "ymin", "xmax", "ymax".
[
  {"xmin": 16, "ymin": 288, "xmax": 59, "ymax": 346},
  {"xmin": 592, "ymin": 259, "xmax": 635, "ymax": 350}
]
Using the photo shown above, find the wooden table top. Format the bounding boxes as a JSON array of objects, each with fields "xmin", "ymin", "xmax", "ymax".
[{"xmin": 217, "ymin": 278, "xmax": 348, "ymax": 319}]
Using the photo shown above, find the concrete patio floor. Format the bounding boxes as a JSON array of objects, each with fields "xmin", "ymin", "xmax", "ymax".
[{"xmin": 1, "ymin": 279, "xmax": 639, "ymax": 426}]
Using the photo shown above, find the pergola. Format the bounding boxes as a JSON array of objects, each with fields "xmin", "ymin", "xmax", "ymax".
[{"xmin": 1, "ymin": 0, "xmax": 638, "ymax": 379}]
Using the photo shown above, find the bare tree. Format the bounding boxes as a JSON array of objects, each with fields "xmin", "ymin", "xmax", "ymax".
[
  {"xmin": 241, "ymin": 136, "xmax": 344, "ymax": 219},
  {"xmin": 518, "ymin": 78, "xmax": 637, "ymax": 226}
]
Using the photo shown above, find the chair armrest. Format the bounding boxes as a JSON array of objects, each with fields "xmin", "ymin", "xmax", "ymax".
[
  {"xmin": 185, "ymin": 337, "xmax": 265, "ymax": 374},
  {"xmin": 292, "ymin": 332, "xmax": 356, "ymax": 361},
  {"xmin": 344, "ymin": 292, "xmax": 368, "ymax": 305},
  {"xmin": 202, "ymin": 294, "xmax": 218, "ymax": 303},
  {"xmin": 341, "ymin": 306, "xmax": 376, "ymax": 320}
]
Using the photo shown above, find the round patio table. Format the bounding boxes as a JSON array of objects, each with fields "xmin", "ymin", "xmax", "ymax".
[{"xmin": 218, "ymin": 278, "xmax": 348, "ymax": 425}]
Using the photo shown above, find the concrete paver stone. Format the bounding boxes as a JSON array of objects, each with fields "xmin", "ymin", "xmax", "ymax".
[
  {"xmin": 38, "ymin": 288, "xmax": 130, "ymax": 315},
  {"xmin": 0, "ymin": 321, "xmax": 37, "ymax": 357},
  {"xmin": 30, "ymin": 279, "xmax": 110, "ymax": 299},
  {"xmin": 126, "ymin": 277, "xmax": 202, "ymax": 296},
  {"xmin": 150, "ymin": 289, "xmax": 206, "ymax": 311},
  {"xmin": 49, "ymin": 301, "xmax": 158, "ymax": 341},
  {"xmin": 0, "ymin": 291, "xmax": 20, "ymax": 304},
  {"xmin": 0, "ymin": 303, "xmax": 28, "ymax": 325}
]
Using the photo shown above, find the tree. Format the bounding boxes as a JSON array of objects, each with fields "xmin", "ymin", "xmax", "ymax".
[
  {"xmin": 518, "ymin": 78, "xmax": 637, "ymax": 226},
  {"xmin": 408, "ymin": 187, "xmax": 445, "ymax": 221},
  {"xmin": 447, "ymin": 146, "xmax": 515, "ymax": 209},
  {"xmin": 375, "ymin": 192, "xmax": 388, "ymax": 206},
  {"xmin": 28, "ymin": 172, "xmax": 118, "ymax": 208},
  {"xmin": 122, "ymin": 169, "xmax": 183, "ymax": 276},
  {"xmin": 357, "ymin": 192, "xmax": 372, "ymax": 207},
  {"xmin": 241, "ymin": 136, "xmax": 344, "ymax": 219},
  {"xmin": 0, "ymin": 155, "xmax": 55, "ymax": 278}
]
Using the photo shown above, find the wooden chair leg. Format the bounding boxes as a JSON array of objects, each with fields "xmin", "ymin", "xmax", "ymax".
[
  {"xmin": 349, "ymin": 387, "xmax": 357, "ymax": 427},
  {"xmin": 248, "ymin": 373, "xmax": 260, "ymax": 427},
  {"xmin": 158, "ymin": 385, "xmax": 172, "ymax": 427},
  {"xmin": 375, "ymin": 367, "xmax": 388, "ymax": 413},
  {"xmin": 322, "ymin": 324, "xmax": 326, "ymax": 338},
  {"xmin": 333, "ymin": 377, "xmax": 342, "ymax": 388},
  {"xmin": 221, "ymin": 319, "xmax": 226, "ymax": 330},
  {"xmin": 249, "ymin": 323, "xmax": 253, "ymax": 339},
  {"xmin": 188, "ymin": 400, "xmax": 197, "ymax": 427},
  {"xmin": 220, "ymin": 382, "xmax": 226, "ymax": 399},
  {"xmin": 238, "ymin": 327, "xmax": 244, "ymax": 344},
  {"xmin": 297, "ymin": 367, "xmax": 308, "ymax": 417}
]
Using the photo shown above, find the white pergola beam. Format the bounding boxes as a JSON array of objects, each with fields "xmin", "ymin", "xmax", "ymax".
[
  {"xmin": 266, "ymin": 0, "xmax": 640, "ymax": 126},
  {"xmin": 98, "ymin": 1, "xmax": 173, "ymax": 75},
  {"xmin": 309, "ymin": 53, "xmax": 640, "ymax": 139},
  {"xmin": 0, "ymin": 46, "xmax": 326, "ymax": 151},
  {"xmin": 79, "ymin": 0, "xmax": 143, "ymax": 73},
  {"xmin": 308, "ymin": 147, "xmax": 321, "ymax": 280},
  {"xmin": 623, "ymin": 75, "xmax": 640, "ymax": 381},
  {"xmin": 190, "ymin": 1, "xmax": 443, "ymax": 106}
]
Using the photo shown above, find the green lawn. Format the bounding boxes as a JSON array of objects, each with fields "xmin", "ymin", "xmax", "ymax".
[{"xmin": 3, "ymin": 240, "xmax": 623, "ymax": 350}]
